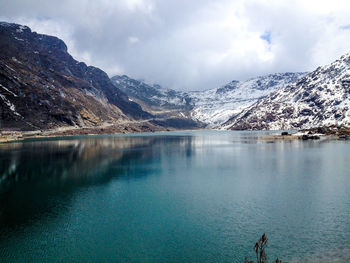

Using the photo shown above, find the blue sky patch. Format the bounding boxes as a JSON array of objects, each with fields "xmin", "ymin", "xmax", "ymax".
[{"xmin": 260, "ymin": 31, "xmax": 271, "ymax": 44}]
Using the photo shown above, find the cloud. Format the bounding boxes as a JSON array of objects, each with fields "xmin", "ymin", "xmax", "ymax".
[
  {"xmin": 340, "ymin": 25, "xmax": 350, "ymax": 30},
  {"xmin": 128, "ymin": 36, "xmax": 140, "ymax": 44},
  {"xmin": 1, "ymin": 0, "xmax": 350, "ymax": 90}
]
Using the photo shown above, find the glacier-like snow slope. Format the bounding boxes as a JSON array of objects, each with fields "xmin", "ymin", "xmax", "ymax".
[
  {"xmin": 225, "ymin": 53, "xmax": 350, "ymax": 130},
  {"xmin": 188, "ymin": 73, "xmax": 306, "ymax": 127}
]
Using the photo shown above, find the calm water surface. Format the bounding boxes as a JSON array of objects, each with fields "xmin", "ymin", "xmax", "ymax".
[{"xmin": 0, "ymin": 131, "xmax": 350, "ymax": 262}]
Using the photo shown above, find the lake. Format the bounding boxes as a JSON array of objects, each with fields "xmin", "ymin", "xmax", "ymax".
[{"xmin": 0, "ymin": 131, "xmax": 349, "ymax": 262}]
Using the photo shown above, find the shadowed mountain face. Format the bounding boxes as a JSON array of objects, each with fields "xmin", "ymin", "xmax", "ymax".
[
  {"xmin": 0, "ymin": 22, "xmax": 151, "ymax": 131},
  {"xmin": 111, "ymin": 75, "xmax": 204, "ymax": 129},
  {"xmin": 111, "ymin": 75, "xmax": 193, "ymax": 112}
]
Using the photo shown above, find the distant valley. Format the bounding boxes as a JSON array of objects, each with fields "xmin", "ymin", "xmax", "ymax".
[{"xmin": 112, "ymin": 73, "xmax": 306, "ymax": 128}]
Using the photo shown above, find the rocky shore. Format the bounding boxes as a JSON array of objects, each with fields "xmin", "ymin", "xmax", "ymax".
[
  {"xmin": 261, "ymin": 125, "xmax": 350, "ymax": 141},
  {"xmin": 0, "ymin": 121, "xmax": 169, "ymax": 143},
  {"xmin": 2, "ymin": 125, "xmax": 350, "ymax": 144},
  {"xmin": 301, "ymin": 125, "xmax": 350, "ymax": 139}
]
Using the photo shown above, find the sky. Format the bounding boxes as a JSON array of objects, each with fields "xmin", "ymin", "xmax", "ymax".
[{"xmin": 1, "ymin": 0, "xmax": 350, "ymax": 91}]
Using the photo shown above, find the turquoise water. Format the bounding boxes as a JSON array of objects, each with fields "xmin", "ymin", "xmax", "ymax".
[{"xmin": 0, "ymin": 131, "xmax": 349, "ymax": 262}]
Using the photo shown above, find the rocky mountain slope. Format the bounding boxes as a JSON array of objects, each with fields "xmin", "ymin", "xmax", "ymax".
[
  {"xmin": 111, "ymin": 75, "xmax": 202, "ymax": 128},
  {"xmin": 111, "ymin": 75, "xmax": 192, "ymax": 112},
  {"xmin": 225, "ymin": 53, "xmax": 350, "ymax": 130},
  {"xmin": 111, "ymin": 75, "xmax": 193, "ymax": 116},
  {"xmin": 0, "ymin": 22, "xmax": 152, "ymax": 132},
  {"xmin": 112, "ymin": 73, "xmax": 305, "ymax": 127}
]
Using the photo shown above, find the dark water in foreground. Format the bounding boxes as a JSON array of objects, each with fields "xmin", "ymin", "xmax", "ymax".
[{"xmin": 0, "ymin": 131, "xmax": 349, "ymax": 263}]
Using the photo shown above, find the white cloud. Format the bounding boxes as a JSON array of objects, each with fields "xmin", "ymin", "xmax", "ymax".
[
  {"xmin": 1, "ymin": 0, "xmax": 350, "ymax": 90},
  {"xmin": 128, "ymin": 36, "xmax": 140, "ymax": 44}
]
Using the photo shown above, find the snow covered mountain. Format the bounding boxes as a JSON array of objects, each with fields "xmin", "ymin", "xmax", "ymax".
[
  {"xmin": 225, "ymin": 53, "xmax": 350, "ymax": 130},
  {"xmin": 188, "ymin": 73, "xmax": 306, "ymax": 127},
  {"xmin": 111, "ymin": 73, "xmax": 305, "ymax": 127}
]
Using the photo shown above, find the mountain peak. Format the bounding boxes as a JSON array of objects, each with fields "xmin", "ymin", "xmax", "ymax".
[{"xmin": 0, "ymin": 21, "xmax": 67, "ymax": 53}]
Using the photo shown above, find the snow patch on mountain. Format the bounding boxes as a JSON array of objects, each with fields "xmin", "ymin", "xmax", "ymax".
[
  {"xmin": 225, "ymin": 53, "xmax": 350, "ymax": 130},
  {"xmin": 189, "ymin": 73, "xmax": 306, "ymax": 127},
  {"xmin": 0, "ymin": 93, "xmax": 21, "ymax": 116},
  {"xmin": 0, "ymin": 84, "xmax": 18, "ymax": 97}
]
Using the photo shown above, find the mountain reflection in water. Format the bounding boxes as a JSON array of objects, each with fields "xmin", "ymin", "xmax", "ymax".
[{"xmin": 0, "ymin": 135, "xmax": 194, "ymax": 228}]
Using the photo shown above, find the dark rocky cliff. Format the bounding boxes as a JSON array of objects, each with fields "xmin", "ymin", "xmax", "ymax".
[{"xmin": 0, "ymin": 22, "xmax": 151, "ymax": 131}]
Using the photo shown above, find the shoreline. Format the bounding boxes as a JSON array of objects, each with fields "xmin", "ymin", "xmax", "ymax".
[
  {"xmin": 260, "ymin": 133, "xmax": 337, "ymax": 141},
  {"xmin": 260, "ymin": 126, "xmax": 350, "ymax": 141},
  {"xmin": 0, "ymin": 122, "xmax": 170, "ymax": 144},
  {"xmin": 0, "ymin": 126, "xmax": 208, "ymax": 144},
  {"xmin": 2, "ymin": 125, "xmax": 350, "ymax": 144}
]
